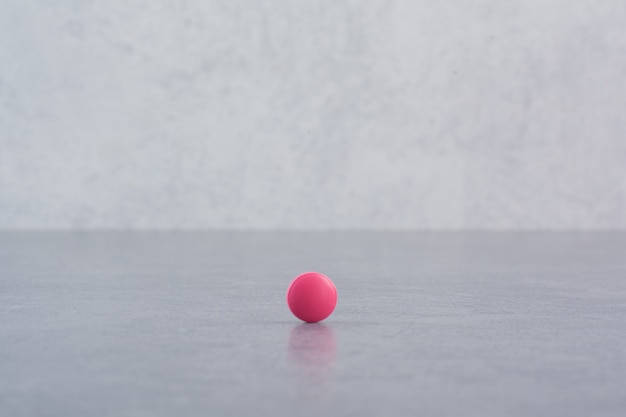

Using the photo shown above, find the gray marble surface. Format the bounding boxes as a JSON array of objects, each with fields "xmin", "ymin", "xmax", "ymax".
[
  {"xmin": 1, "ymin": 231, "xmax": 625, "ymax": 416},
  {"xmin": 2, "ymin": 1, "xmax": 626, "ymax": 229}
]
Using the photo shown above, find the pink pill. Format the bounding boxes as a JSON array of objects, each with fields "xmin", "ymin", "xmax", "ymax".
[{"xmin": 286, "ymin": 272, "xmax": 337, "ymax": 323}]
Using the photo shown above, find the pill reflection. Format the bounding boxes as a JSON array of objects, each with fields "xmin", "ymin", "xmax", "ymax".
[{"xmin": 287, "ymin": 323, "xmax": 336, "ymax": 380}]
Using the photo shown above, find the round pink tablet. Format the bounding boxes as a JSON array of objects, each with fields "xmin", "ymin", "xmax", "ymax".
[{"xmin": 286, "ymin": 272, "xmax": 337, "ymax": 323}]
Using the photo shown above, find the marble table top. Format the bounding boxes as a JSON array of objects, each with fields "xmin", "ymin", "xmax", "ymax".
[{"xmin": 1, "ymin": 231, "xmax": 625, "ymax": 416}]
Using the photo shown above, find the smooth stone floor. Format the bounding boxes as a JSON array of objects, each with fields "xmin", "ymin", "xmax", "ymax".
[{"xmin": 1, "ymin": 232, "xmax": 625, "ymax": 416}]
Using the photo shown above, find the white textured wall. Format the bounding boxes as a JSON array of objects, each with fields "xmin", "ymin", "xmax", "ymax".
[{"xmin": 1, "ymin": 1, "xmax": 626, "ymax": 230}]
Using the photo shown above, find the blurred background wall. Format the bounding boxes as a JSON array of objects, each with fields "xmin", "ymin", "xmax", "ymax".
[{"xmin": 1, "ymin": 0, "xmax": 625, "ymax": 230}]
